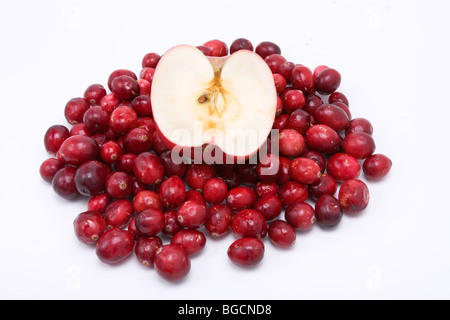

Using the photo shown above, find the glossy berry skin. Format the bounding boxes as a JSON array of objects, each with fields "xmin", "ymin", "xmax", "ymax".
[
  {"xmin": 329, "ymin": 92, "xmax": 349, "ymax": 107},
  {"xmin": 253, "ymin": 181, "xmax": 278, "ymax": 199},
  {"xmin": 105, "ymin": 171, "xmax": 132, "ymax": 199},
  {"xmin": 44, "ymin": 125, "xmax": 70, "ymax": 154},
  {"xmin": 291, "ymin": 65, "xmax": 314, "ymax": 94},
  {"xmin": 205, "ymin": 204, "xmax": 232, "ymax": 238},
  {"xmin": 255, "ymin": 41, "xmax": 281, "ymax": 59},
  {"xmin": 154, "ymin": 244, "xmax": 191, "ymax": 281},
  {"xmin": 268, "ymin": 220, "xmax": 296, "ymax": 248},
  {"xmin": 226, "ymin": 187, "xmax": 257, "ymax": 212},
  {"xmin": 203, "ymin": 178, "xmax": 228, "ymax": 205},
  {"xmin": 315, "ymin": 195, "xmax": 343, "ymax": 227},
  {"xmin": 342, "ymin": 132, "xmax": 376, "ymax": 159},
  {"xmin": 308, "ymin": 174, "xmax": 338, "ymax": 200},
  {"xmin": 305, "ymin": 124, "xmax": 341, "ymax": 154},
  {"xmin": 265, "ymin": 54, "xmax": 286, "ymax": 73},
  {"xmin": 123, "ymin": 127, "xmax": 153, "ymax": 155},
  {"xmin": 132, "ymin": 95, "xmax": 152, "ymax": 117},
  {"xmin": 326, "ymin": 153, "xmax": 361, "ymax": 182},
  {"xmin": 282, "ymin": 89, "xmax": 305, "ymax": 114},
  {"xmin": 346, "ymin": 118, "xmax": 373, "ymax": 136},
  {"xmin": 184, "ymin": 189, "xmax": 206, "ymax": 206},
  {"xmin": 160, "ymin": 150, "xmax": 188, "ymax": 178},
  {"xmin": 133, "ymin": 152, "xmax": 165, "ymax": 185},
  {"xmin": 107, "ymin": 69, "xmax": 137, "ymax": 91},
  {"xmin": 163, "ymin": 210, "xmax": 183, "ymax": 236},
  {"xmin": 232, "ymin": 209, "xmax": 267, "ymax": 240},
  {"xmin": 135, "ymin": 208, "xmax": 165, "ymax": 236},
  {"xmin": 176, "ymin": 200, "xmax": 208, "ymax": 229},
  {"xmin": 109, "ymin": 106, "xmax": 138, "ymax": 135},
  {"xmin": 87, "ymin": 193, "xmax": 111, "ymax": 214},
  {"xmin": 59, "ymin": 135, "xmax": 99, "ymax": 167},
  {"xmin": 96, "ymin": 228, "xmax": 135, "ymax": 265},
  {"xmin": 133, "ymin": 190, "xmax": 163, "ymax": 213},
  {"xmin": 159, "ymin": 176, "xmax": 186, "ymax": 209},
  {"xmin": 104, "ymin": 199, "xmax": 134, "ymax": 229},
  {"xmin": 315, "ymin": 68, "xmax": 341, "ymax": 95},
  {"xmin": 142, "ymin": 52, "xmax": 161, "ymax": 68},
  {"xmin": 203, "ymin": 39, "xmax": 228, "ymax": 57},
  {"xmin": 39, "ymin": 158, "xmax": 64, "ymax": 183},
  {"xmin": 52, "ymin": 167, "xmax": 79, "ymax": 199},
  {"xmin": 256, "ymin": 154, "xmax": 281, "ymax": 182},
  {"xmin": 64, "ymin": 97, "xmax": 90, "ymax": 125},
  {"xmin": 135, "ymin": 236, "xmax": 162, "ymax": 267},
  {"xmin": 290, "ymin": 157, "xmax": 322, "ymax": 185},
  {"xmin": 185, "ymin": 164, "xmax": 216, "ymax": 191},
  {"xmin": 302, "ymin": 150, "xmax": 327, "ymax": 173},
  {"xmin": 84, "ymin": 84, "xmax": 107, "ymax": 105},
  {"xmin": 100, "ymin": 141, "xmax": 123, "ymax": 164},
  {"xmin": 99, "ymin": 93, "xmax": 121, "ymax": 114},
  {"xmin": 111, "ymin": 75, "xmax": 140, "ymax": 101},
  {"xmin": 338, "ymin": 179, "xmax": 370, "ymax": 213},
  {"xmin": 83, "ymin": 106, "xmax": 110, "ymax": 134},
  {"xmin": 74, "ymin": 160, "xmax": 109, "ymax": 197},
  {"xmin": 278, "ymin": 129, "xmax": 306, "ymax": 157},
  {"xmin": 73, "ymin": 211, "xmax": 107, "ymax": 245},
  {"xmin": 363, "ymin": 154, "xmax": 392, "ymax": 180},
  {"xmin": 314, "ymin": 104, "xmax": 350, "ymax": 131},
  {"xmin": 171, "ymin": 229, "xmax": 206, "ymax": 256},
  {"xmin": 285, "ymin": 202, "xmax": 316, "ymax": 231},
  {"xmin": 277, "ymin": 181, "xmax": 308, "ymax": 207},
  {"xmin": 253, "ymin": 195, "xmax": 282, "ymax": 221},
  {"xmin": 227, "ymin": 238, "xmax": 265, "ymax": 267},
  {"xmin": 229, "ymin": 38, "xmax": 254, "ymax": 54},
  {"xmin": 286, "ymin": 109, "xmax": 311, "ymax": 136}
]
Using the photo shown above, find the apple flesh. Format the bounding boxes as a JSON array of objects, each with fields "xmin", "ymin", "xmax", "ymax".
[{"xmin": 151, "ymin": 45, "xmax": 277, "ymax": 163}]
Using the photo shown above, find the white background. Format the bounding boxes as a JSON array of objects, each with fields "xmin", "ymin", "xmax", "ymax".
[{"xmin": 1, "ymin": 0, "xmax": 449, "ymax": 300}]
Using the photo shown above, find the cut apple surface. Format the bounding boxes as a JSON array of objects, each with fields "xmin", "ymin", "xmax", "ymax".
[{"xmin": 151, "ymin": 45, "xmax": 277, "ymax": 162}]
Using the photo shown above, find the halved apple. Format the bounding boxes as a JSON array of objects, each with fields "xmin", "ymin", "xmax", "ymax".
[{"xmin": 151, "ymin": 45, "xmax": 277, "ymax": 164}]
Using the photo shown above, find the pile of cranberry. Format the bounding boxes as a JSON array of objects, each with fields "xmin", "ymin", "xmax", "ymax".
[{"xmin": 40, "ymin": 38, "xmax": 392, "ymax": 282}]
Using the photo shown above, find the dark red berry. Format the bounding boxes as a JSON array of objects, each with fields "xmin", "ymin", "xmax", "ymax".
[
  {"xmin": 44, "ymin": 125, "xmax": 70, "ymax": 154},
  {"xmin": 315, "ymin": 195, "xmax": 343, "ymax": 227},
  {"xmin": 277, "ymin": 181, "xmax": 308, "ymax": 207},
  {"xmin": 176, "ymin": 200, "xmax": 208, "ymax": 229},
  {"xmin": 314, "ymin": 104, "xmax": 350, "ymax": 131},
  {"xmin": 226, "ymin": 186, "xmax": 257, "ymax": 212},
  {"xmin": 205, "ymin": 204, "xmax": 232, "ymax": 238},
  {"xmin": 135, "ymin": 236, "xmax": 162, "ymax": 267},
  {"xmin": 185, "ymin": 164, "xmax": 216, "ymax": 191},
  {"xmin": 315, "ymin": 68, "xmax": 341, "ymax": 95},
  {"xmin": 105, "ymin": 171, "xmax": 132, "ymax": 199},
  {"xmin": 159, "ymin": 176, "xmax": 186, "ymax": 209},
  {"xmin": 96, "ymin": 228, "xmax": 135, "ymax": 265},
  {"xmin": 59, "ymin": 135, "xmax": 99, "ymax": 167},
  {"xmin": 109, "ymin": 106, "xmax": 138, "ymax": 135},
  {"xmin": 64, "ymin": 97, "xmax": 90, "ymax": 125},
  {"xmin": 52, "ymin": 166, "xmax": 79, "ymax": 199},
  {"xmin": 290, "ymin": 157, "xmax": 321, "ymax": 185},
  {"xmin": 84, "ymin": 84, "xmax": 107, "ymax": 105},
  {"xmin": 39, "ymin": 158, "xmax": 64, "ymax": 183},
  {"xmin": 135, "ymin": 208, "xmax": 165, "ymax": 236},
  {"xmin": 268, "ymin": 220, "xmax": 296, "ymax": 248},
  {"xmin": 133, "ymin": 190, "xmax": 163, "ymax": 213},
  {"xmin": 104, "ymin": 199, "xmax": 134, "ymax": 229},
  {"xmin": 342, "ymin": 132, "xmax": 376, "ymax": 159},
  {"xmin": 338, "ymin": 179, "xmax": 370, "ymax": 213},
  {"xmin": 87, "ymin": 193, "xmax": 111, "ymax": 214},
  {"xmin": 346, "ymin": 118, "xmax": 373, "ymax": 136},
  {"xmin": 203, "ymin": 177, "xmax": 228, "ymax": 205},
  {"xmin": 229, "ymin": 38, "xmax": 254, "ymax": 54},
  {"xmin": 285, "ymin": 202, "xmax": 316, "ymax": 231},
  {"xmin": 291, "ymin": 65, "xmax": 314, "ymax": 94},
  {"xmin": 133, "ymin": 152, "xmax": 165, "ymax": 185},
  {"xmin": 327, "ymin": 153, "xmax": 361, "ymax": 182},
  {"xmin": 107, "ymin": 69, "xmax": 137, "ymax": 91},
  {"xmin": 74, "ymin": 160, "xmax": 109, "ymax": 197},
  {"xmin": 154, "ymin": 244, "xmax": 191, "ymax": 281},
  {"xmin": 305, "ymin": 124, "xmax": 341, "ymax": 154},
  {"xmin": 255, "ymin": 41, "xmax": 281, "ymax": 59},
  {"xmin": 73, "ymin": 211, "xmax": 107, "ymax": 245},
  {"xmin": 253, "ymin": 195, "xmax": 282, "ymax": 221},
  {"xmin": 308, "ymin": 174, "xmax": 338, "ymax": 200},
  {"xmin": 227, "ymin": 238, "xmax": 265, "ymax": 267},
  {"xmin": 171, "ymin": 229, "xmax": 206, "ymax": 256},
  {"xmin": 83, "ymin": 105, "xmax": 110, "ymax": 134},
  {"xmin": 363, "ymin": 154, "xmax": 392, "ymax": 180},
  {"xmin": 163, "ymin": 210, "xmax": 183, "ymax": 236},
  {"xmin": 232, "ymin": 209, "xmax": 267, "ymax": 239},
  {"xmin": 142, "ymin": 52, "xmax": 161, "ymax": 68}
]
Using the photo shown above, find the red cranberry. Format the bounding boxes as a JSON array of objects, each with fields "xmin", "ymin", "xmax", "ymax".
[
  {"xmin": 133, "ymin": 152, "xmax": 165, "ymax": 185},
  {"xmin": 135, "ymin": 208, "xmax": 165, "ymax": 236},
  {"xmin": 303, "ymin": 94, "xmax": 324, "ymax": 117},
  {"xmin": 308, "ymin": 174, "xmax": 338, "ymax": 200},
  {"xmin": 226, "ymin": 186, "xmax": 257, "ymax": 212},
  {"xmin": 154, "ymin": 244, "xmax": 191, "ymax": 281},
  {"xmin": 315, "ymin": 68, "xmax": 341, "ymax": 95},
  {"xmin": 231, "ymin": 209, "xmax": 267, "ymax": 239},
  {"xmin": 160, "ymin": 150, "xmax": 188, "ymax": 177},
  {"xmin": 107, "ymin": 69, "xmax": 137, "ymax": 91},
  {"xmin": 100, "ymin": 141, "xmax": 123, "ymax": 164},
  {"xmin": 254, "ymin": 181, "xmax": 278, "ymax": 199},
  {"xmin": 203, "ymin": 177, "xmax": 228, "ymax": 205},
  {"xmin": 227, "ymin": 238, "xmax": 265, "ymax": 267},
  {"xmin": 203, "ymin": 39, "xmax": 228, "ymax": 57},
  {"xmin": 236, "ymin": 164, "xmax": 259, "ymax": 185},
  {"xmin": 333, "ymin": 101, "xmax": 352, "ymax": 120},
  {"xmin": 96, "ymin": 228, "xmax": 135, "ymax": 265},
  {"xmin": 39, "ymin": 158, "xmax": 64, "ymax": 183},
  {"xmin": 139, "ymin": 67, "xmax": 155, "ymax": 83},
  {"xmin": 256, "ymin": 154, "xmax": 281, "ymax": 182},
  {"xmin": 136, "ymin": 117, "xmax": 156, "ymax": 134},
  {"xmin": 282, "ymin": 89, "xmax": 305, "ymax": 114},
  {"xmin": 286, "ymin": 109, "xmax": 311, "ymax": 135},
  {"xmin": 99, "ymin": 93, "xmax": 121, "ymax": 114},
  {"xmin": 342, "ymin": 132, "xmax": 376, "ymax": 159},
  {"xmin": 64, "ymin": 97, "xmax": 90, "ymax": 125},
  {"xmin": 59, "ymin": 135, "xmax": 99, "ymax": 166},
  {"xmin": 88, "ymin": 193, "xmax": 111, "ymax": 214},
  {"xmin": 52, "ymin": 167, "xmax": 79, "ymax": 199},
  {"xmin": 171, "ymin": 229, "xmax": 206, "ymax": 256},
  {"xmin": 285, "ymin": 202, "xmax": 316, "ymax": 231},
  {"xmin": 131, "ymin": 95, "xmax": 152, "ymax": 117},
  {"xmin": 291, "ymin": 65, "xmax": 314, "ymax": 94},
  {"xmin": 253, "ymin": 195, "xmax": 282, "ymax": 221},
  {"xmin": 277, "ymin": 181, "xmax": 308, "ymax": 207},
  {"xmin": 163, "ymin": 210, "xmax": 183, "ymax": 236},
  {"xmin": 70, "ymin": 123, "xmax": 91, "ymax": 137},
  {"xmin": 73, "ymin": 211, "xmax": 107, "ymax": 245},
  {"xmin": 302, "ymin": 150, "xmax": 327, "ymax": 173},
  {"xmin": 185, "ymin": 163, "xmax": 216, "ymax": 191},
  {"xmin": 273, "ymin": 74, "xmax": 287, "ymax": 93},
  {"xmin": 313, "ymin": 65, "xmax": 329, "ymax": 79},
  {"xmin": 290, "ymin": 157, "xmax": 321, "ymax": 185},
  {"xmin": 159, "ymin": 176, "xmax": 186, "ymax": 208},
  {"xmin": 104, "ymin": 199, "xmax": 134, "ymax": 229},
  {"xmin": 230, "ymin": 38, "xmax": 254, "ymax": 53},
  {"xmin": 216, "ymin": 165, "xmax": 241, "ymax": 189},
  {"xmin": 363, "ymin": 154, "xmax": 392, "ymax": 180},
  {"xmin": 138, "ymin": 79, "xmax": 151, "ymax": 96},
  {"xmin": 133, "ymin": 190, "xmax": 163, "ymax": 213},
  {"xmin": 135, "ymin": 236, "xmax": 162, "ymax": 267},
  {"xmin": 268, "ymin": 220, "xmax": 296, "ymax": 248},
  {"xmin": 109, "ymin": 105, "xmax": 138, "ymax": 135},
  {"xmin": 74, "ymin": 160, "xmax": 109, "ymax": 197},
  {"xmin": 255, "ymin": 41, "xmax": 281, "ymax": 59},
  {"xmin": 83, "ymin": 106, "xmax": 110, "ymax": 134},
  {"xmin": 329, "ymin": 91, "xmax": 349, "ymax": 107},
  {"xmin": 196, "ymin": 45, "xmax": 213, "ymax": 56},
  {"xmin": 105, "ymin": 171, "xmax": 132, "ymax": 199},
  {"xmin": 44, "ymin": 125, "xmax": 70, "ymax": 154},
  {"xmin": 183, "ymin": 190, "xmax": 205, "ymax": 207},
  {"xmin": 338, "ymin": 179, "xmax": 370, "ymax": 213},
  {"xmin": 346, "ymin": 118, "xmax": 373, "ymax": 136},
  {"xmin": 123, "ymin": 127, "xmax": 153, "ymax": 155},
  {"xmin": 327, "ymin": 153, "xmax": 361, "ymax": 182},
  {"xmin": 277, "ymin": 61, "xmax": 295, "ymax": 83},
  {"xmin": 314, "ymin": 104, "xmax": 350, "ymax": 131},
  {"xmin": 305, "ymin": 124, "xmax": 341, "ymax": 154},
  {"xmin": 114, "ymin": 153, "xmax": 136, "ymax": 174},
  {"xmin": 273, "ymin": 114, "xmax": 289, "ymax": 130},
  {"xmin": 315, "ymin": 195, "xmax": 343, "ymax": 227},
  {"xmin": 176, "ymin": 200, "xmax": 208, "ymax": 229},
  {"xmin": 277, "ymin": 156, "xmax": 292, "ymax": 185},
  {"xmin": 278, "ymin": 129, "xmax": 306, "ymax": 157},
  {"xmin": 265, "ymin": 54, "xmax": 286, "ymax": 73},
  {"xmin": 205, "ymin": 204, "xmax": 232, "ymax": 238},
  {"xmin": 84, "ymin": 84, "xmax": 107, "ymax": 105},
  {"xmin": 142, "ymin": 52, "xmax": 161, "ymax": 68}
]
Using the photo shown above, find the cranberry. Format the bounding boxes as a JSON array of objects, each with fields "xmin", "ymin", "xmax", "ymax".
[
  {"xmin": 133, "ymin": 152, "xmax": 165, "ymax": 185},
  {"xmin": 73, "ymin": 211, "xmax": 107, "ymax": 245},
  {"xmin": 314, "ymin": 104, "xmax": 350, "ymax": 131},
  {"xmin": 291, "ymin": 65, "xmax": 314, "ymax": 94},
  {"xmin": 255, "ymin": 41, "xmax": 281, "ymax": 59},
  {"xmin": 253, "ymin": 195, "xmax": 282, "ymax": 221},
  {"xmin": 44, "ymin": 125, "xmax": 70, "ymax": 154},
  {"xmin": 82, "ymin": 106, "xmax": 109, "ymax": 135},
  {"xmin": 229, "ymin": 38, "xmax": 254, "ymax": 53},
  {"xmin": 142, "ymin": 52, "xmax": 161, "ymax": 68},
  {"xmin": 315, "ymin": 195, "xmax": 343, "ymax": 227},
  {"xmin": 104, "ymin": 199, "xmax": 134, "ymax": 229},
  {"xmin": 135, "ymin": 236, "xmax": 162, "ymax": 267},
  {"xmin": 203, "ymin": 39, "xmax": 228, "ymax": 57},
  {"xmin": 313, "ymin": 65, "xmax": 329, "ymax": 79},
  {"xmin": 329, "ymin": 91, "xmax": 349, "ymax": 107},
  {"xmin": 286, "ymin": 109, "xmax": 311, "ymax": 135},
  {"xmin": 265, "ymin": 54, "xmax": 287, "ymax": 73},
  {"xmin": 160, "ymin": 150, "xmax": 187, "ymax": 177},
  {"xmin": 334, "ymin": 101, "xmax": 352, "ymax": 120},
  {"xmin": 99, "ymin": 93, "xmax": 121, "ymax": 114},
  {"xmin": 154, "ymin": 244, "xmax": 191, "ymax": 281},
  {"xmin": 131, "ymin": 95, "xmax": 152, "ymax": 117},
  {"xmin": 277, "ymin": 61, "xmax": 295, "ymax": 83},
  {"xmin": 107, "ymin": 69, "xmax": 137, "ymax": 91},
  {"xmin": 305, "ymin": 124, "xmax": 341, "ymax": 154},
  {"xmin": 70, "ymin": 123, "xmax": 91, "ymax": 137},
  {"xmin": 184, "ymin": 190, "xmax": 205, "ymax": 207},
  {"xmin": 123, "ymin": 127, "xmax": 153, "ymax": 154},
  {"xmin": 163, "ymin": 210, "xmax": 183, "ymax": 236},
  {"xmin": 308, "ymin": 174, "xmax": 338, "ymax": 200},
  {"xmin": 171, "ymin": 229, "xmax": 206, "ymax": 256},
  {"xmin": 216, "ymin": 165, "xmax": 241, "ymax": 189},
  {"xmin": 100, "ymin": 141, "xmax": 123, "ymax": 164},
  {"xmin": 282, "ymin": 89, "xmax": 305, "ymax": 114},
  {"xmin": 139, "ymin": 67, "xmax": 155, "ymax": 83},
  {"xmin": 363, "ymin": 154, "xmax": 392, "ymax": 180},
  {"xmin": 254, "ymin": 181, "xmax": 278, "ymax": 199},
  {"xmin": 302, "ymin": 150, "xmax": 327, "ymax": 173},
  {"xmin": 327, "ymin": 153, "xmax": 361, "ymax": 182},
  {"xmin": 346, "ymin": 118, "xmax": 373, "ymax": 136},
  {"xmin": 84, "ymin": 84, "xmax": 107, "ymax": 105},
  {"xmin": 114, "ymin": 153, "xmax": 136, "ymax": 174},
  {"xmin": 133, "ymin": 190, "xmax": 163, "ymax": 213},
  {"xmin": 227, "ymin": 238, "xmax": 265, "ymax": 267},
  {"xmin": 278, "ymin": 129, "xmax": 306, "ymax": 157},
  {"xmin": 185, "ymin": 163, "xmax": 216, "ymax": 191},
  {"xmin": 273, "ymin": 114, "xmax": 289, "ymax": 130},
  {"xmin": 203, "ymin": 177, "xmax": 228, "ymax": 205},
  {"xmin": 159, "ymin": 176, "xmax": 186, "ymax": 208},
  {"xmin": 52, "ymin": 167, "xmax": 79, "ymax": 199},
  {"xmin": 109, "ymin": 105, "xmax": 138, "ymax": 135},
  {"xmin": 64, "ymin": 97, "xmax": 90, "ymax": 125},
  {"xmin": 205, "ymin": 204, "xmax": 232, "ymax": 238},
  {"xmin": 59, "ymin": 135, "xmax": 99, "ymax": 167},
  {"xmin": 96, "ymin": 228, "xmax": 135, "ymax": 265},
  {"xmin": 74, "ymin": 160, "xmax": 109, "ymax": 197},
  {"xmin": 256, "ymin": 154, "xmax": 281, "ymax": 182},
  {"xmin": 338, "ymin": 179, "xmax": 370, "ymax": 213},
  {"xmin": 290, "ymin": 157, "xmax": 321, "ymax": 185},
  {"xmin": 273, "ymin": 74, "xmax": 287, "ymax": 94},
  {"xmin": 138, "ymin": 79, "xmax": 151, "ymax": 96},
  {"xmin": 87, "ymin": 193, "xmax": 111, "ymax": 214},
  {"xmin": 268, "ymin": 220, "xmax": 296, "ymax": 248},
  {"xmin": 105, "ymin": 171, "xmax": 132, "ymax": 199},
  {"xmin": 135, "ymin": 208, "xmax": 165, "ymax": 236},
  {"xmin": 176, "ymin": 200, "xmax": 208, "ymax": 229},
  {"xmin": 39, "ymin": 158, "xmax": 64, "ymax": 183},
  {"xmin": 285, "ymin": 202, "xmax": 316, "ymax": 231},
  {"xmin": 277, "ymin": 181, "xmax": 308, "ymax": 207},
  {"xmin": 315, "ymin": 68, "xmax": 341, "ymax": 95},
  {"xmin": 196, "ymin": 45, "xmax": 213, "ymax": 56},
  {"xmin": 303, "ymin": 94, "xmax": 324, "ymax": 117},
  {"xmin": 226, "ymin": 186, "xmax": 257, "ymax": 212},
  {"xmin": 277, "ymin": 156, "xmax": 292, "ymax": 185},
  {"xmin": 342, "ymin": 132, "xmax": 376, "ymax": 159},
  {"xmin": 236, "ymin": 164, "xmax": 259, "ymax": 185},
  {"xmin": 232, "ymin": 209, "xmax": 267, "ymax": 239}
]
